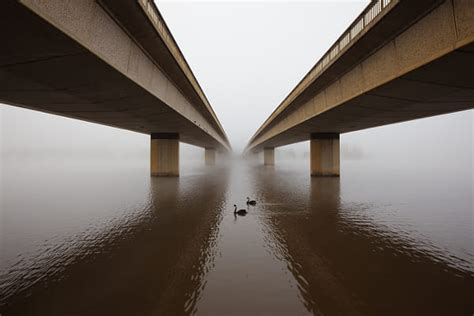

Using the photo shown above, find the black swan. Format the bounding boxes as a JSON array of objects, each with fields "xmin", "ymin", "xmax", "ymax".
[
  {"xmin": 234, "ymin": 204, "xmax": 247, "ymax": 216},
  {"xmin": 246, "ymin": 197, "xmax": 257, "ymax": 206}
]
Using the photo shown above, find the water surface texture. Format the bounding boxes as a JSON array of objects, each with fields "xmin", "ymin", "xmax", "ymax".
[{"xmin": 0, "ymin": 158, "xmax": 472, "ymax": 315}]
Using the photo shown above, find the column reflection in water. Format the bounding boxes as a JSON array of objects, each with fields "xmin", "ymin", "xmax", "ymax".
[
  {"xmin": 0, "ymin": 161, "xmax": 229, "ymax": 315},
  {"xmin": 253, "ymin": 160, "xmax": 472, "ymax": 316},
  {"xmin": 1, "ymin": 158, "xmax": 472, "ymax": 315}
]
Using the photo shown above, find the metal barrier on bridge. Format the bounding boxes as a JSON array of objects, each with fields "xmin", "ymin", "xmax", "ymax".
[
  {"xmin": 288, "ymin": 0, "xmax": 393, "ymax": 109},
  {"xmin": 254, "ymin": 0, "xmax": 396, "ymax": 136}
]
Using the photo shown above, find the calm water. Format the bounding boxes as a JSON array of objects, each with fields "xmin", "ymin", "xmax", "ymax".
[{"xmin": 0, "ymin": 157, "xmax": 472, "ymax": 315}]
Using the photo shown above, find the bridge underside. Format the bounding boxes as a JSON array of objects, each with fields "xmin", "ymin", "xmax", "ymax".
[
  {"xmin": 0, "ymin": 0, "xmax": 228, "ymax": 151},
  {"xmin": 250, "ymin": 42, "xmax": 474, "ymax": 152}
]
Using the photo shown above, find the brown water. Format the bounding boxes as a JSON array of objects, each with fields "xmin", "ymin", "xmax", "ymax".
[{"xmin": 0, "ymin": 158, "xmax": 472, "ymax": 315}]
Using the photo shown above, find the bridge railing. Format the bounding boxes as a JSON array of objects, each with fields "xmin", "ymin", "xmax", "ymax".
[
  {"xmin": 280, "ymin": 0, "xmax": 393, "ymax": 115},
  {"xmin": 248, "ymin": 0, "xmax": 397, "ymax": 148},
  {"xmin": 137, "ymin": 0, "xmax": 228, "ymax": 142}
]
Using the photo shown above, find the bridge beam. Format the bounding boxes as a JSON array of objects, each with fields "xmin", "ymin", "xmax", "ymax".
[
  {"xmin": 205, "ymin": 148, "xmax": 216, "ymax": 166},
  {"xmin": 151, "ymin": 133, "xmax": 179, "ymax": 177},
  {"xmin": 245, "ymin": 0, "xmax": 473, "ymax": 160},
  {"xmin": 310, "ymin": 133, "xmax": 340, "ymax": 177},
  {"xmin": 264, "ymin": 147, "xmax": 275, "ymax": 166}
]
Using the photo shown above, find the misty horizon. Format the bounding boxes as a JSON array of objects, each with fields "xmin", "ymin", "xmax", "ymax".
[
  {"xmin": 1, "ymin": 1, "xmax": 473, "ymax": 315},
  {"xmin": 1, "ymin": 1, "xmax": 472, "ymax": 166}
]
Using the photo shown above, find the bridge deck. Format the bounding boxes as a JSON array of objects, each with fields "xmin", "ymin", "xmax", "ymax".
[
  {"xmin": 246, "ymin": 0, "xmax": 473, "ymax": 152},
  {"xmin": 0, "ymin": 0, "xmax": 230, "ymax": 151}
]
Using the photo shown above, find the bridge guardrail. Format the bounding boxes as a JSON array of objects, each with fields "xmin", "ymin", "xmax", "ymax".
[
  {"xmin": 248, "ymin": 0, "xmax": 396, "ymax": 148},
  {"xmin": 279, "ymin": 0, "xmax": 393, "ymax": 117}
]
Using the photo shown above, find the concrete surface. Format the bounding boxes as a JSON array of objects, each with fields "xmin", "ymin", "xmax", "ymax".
[
  {"xmin": 205, "ymin": 148, "xmax": 216, "ymax": 166},
  {"xmin": 150, "ymin": 133, "xmax": 179, "ymax": 177},
  {"xmin": 264, "ymin": 148, "xmax": 275, "ymax": 166},
  {"xmin": 246, "ymin": 0, "xmax": 474, "ymax": 153},
  {"xmin": 310, "ymin": 133, "xmax": 340, "ymax": 177},
  {"xmin": 0, "ymin": 0, "xmax": 230, "ymax": 152}
]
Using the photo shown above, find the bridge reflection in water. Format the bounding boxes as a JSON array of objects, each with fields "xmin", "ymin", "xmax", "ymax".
[
  {"xmin": 254, "ymin": 162, "xmax": 472, "ymax": 315},
  {"xmin": 0, "ymin": 161, "xmax": 229, "ymax": 315},
  {"xmin": 0, "ymin": 158, "xmax": 472, "ymax": 315}
]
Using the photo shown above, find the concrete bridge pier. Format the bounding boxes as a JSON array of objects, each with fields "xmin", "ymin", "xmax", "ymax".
[
  {"xmin": 205, "ymin": 148, "xmax": 216, "ymax": 166},
  {"xmin": 151, "ymin": 133, "xmax": 180, "ymax": 177},
  {"xmin": 264, "ymin": 147, "xmax": 275, "ymax": 166},
  {"xmin": 310, "ymin": 133, "xmax": 340, "ymax": 177}
]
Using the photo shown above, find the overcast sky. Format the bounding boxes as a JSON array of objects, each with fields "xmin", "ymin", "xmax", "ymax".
[
  {"xmin": 1, "ymin": 1, "xmax": 472, "ymax": 168},
  {"xmin": 157, "ymin": 0, "xmax": 369, "ymax": 151}
]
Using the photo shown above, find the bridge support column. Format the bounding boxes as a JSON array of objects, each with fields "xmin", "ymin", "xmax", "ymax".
[
  {"xmin": 150, "ymin": 133, "xmax": 179, "ymax": 177},
  {"xmin": 264, "ymin": 147, "xmax": 275, "ymax": 166},
  {"xmin": 205, "ymin": 148, "xmax": 216, "ymax": 166},
  {"xmin": 310, "ymin": 133, "xmax": 339, "ymax": 177}
]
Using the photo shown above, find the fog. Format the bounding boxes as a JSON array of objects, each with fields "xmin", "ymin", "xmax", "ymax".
[
  {"xmin": 1, "ymin": 1, "xmax": 472, "ymax": 171},
  {"xmin": 156, "ymin": 0, "xmax": 370, "ymax": 152},
  {"xmin": 1, "ymin": 3, "xmax": 473, "ymax": 312}
]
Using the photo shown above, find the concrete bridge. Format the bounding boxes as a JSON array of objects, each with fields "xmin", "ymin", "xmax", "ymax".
[
  {"xmin": 0, "ymin": 0, "xmax": 231, "ymax": 176},
  {"xmin": 245, "ymin": 0, "xmax": 473, "ymax": 176}
]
